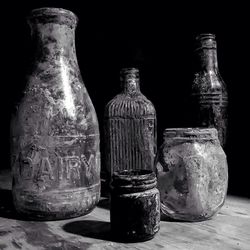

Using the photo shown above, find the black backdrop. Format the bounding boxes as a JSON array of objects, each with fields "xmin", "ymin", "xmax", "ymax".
[{"xmin": 1, "ymin": 1, "xmax": 249, "ymax": 197}]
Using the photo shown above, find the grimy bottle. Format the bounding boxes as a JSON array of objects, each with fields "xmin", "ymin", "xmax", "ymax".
[
  {"xmin": 10, "ymin": 8, "xmax": 100, "ymax": 220},
  {"xmin": 104, "ymin": 68, "xmax": 157, "ymax": 178},
  {"xmin": 191, "ymin": 33, "xmax": 228, "ymax": 147}
]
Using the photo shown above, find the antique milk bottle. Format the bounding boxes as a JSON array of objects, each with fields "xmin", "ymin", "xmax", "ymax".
[
  {"xmin": 191, "ymin": 33, "xmax": 228, "ymax": 147},
  {"xmin": 104, "ymin": 68, "xmax": 157, "ymax": 178},
  {"xmin": 10, "ymin": 8, "xmax": 100, "ymax": 220}
]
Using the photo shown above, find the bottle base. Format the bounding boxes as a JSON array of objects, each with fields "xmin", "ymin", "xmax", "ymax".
[{"xmin": 12, "ymin": 183, "xmax": 100, "ymax": 220}]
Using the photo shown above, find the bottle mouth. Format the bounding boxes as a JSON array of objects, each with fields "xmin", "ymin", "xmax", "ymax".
[
  {"xmin": 120, "ymin": 67, "xmax": 139, "ymax": 75},
  {"xmin": 195, "ymin": 33, "xmax": 217, "ymax": 50},
  {"xmin": 196, "ymin": 33, "xmax": 216, "ymax": 41},
  {"xmin": 27, "ymin": 7, "xmax": 78, "ymax": 25},
  {"xmin": 163, "ymin": 127, "xmax": 218, "ymax": 140}
]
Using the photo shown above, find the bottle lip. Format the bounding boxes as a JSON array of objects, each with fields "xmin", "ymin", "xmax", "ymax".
[
  {"xmin": 27, "ymin": 7, "xmax": 78, "ymax": 24},
  {"xmin": 120, "ymin": 67, "xmax": 139, "ymax": 75},
  {"xmin": 163, "ymin": 127, "xmax": 219, "ymax": 140},
  {"xmin": 195, "ymin": 33, "xmax": 217, "ymax": 50},
  {"xmin": 196, "ymin": 33, "xmax": 216, "ymax": 41}
]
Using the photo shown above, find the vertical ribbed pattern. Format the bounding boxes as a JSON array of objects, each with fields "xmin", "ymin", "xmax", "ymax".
[{"xmin": 105, "ymin": 95, "xmax": 156, "ymax": 176}]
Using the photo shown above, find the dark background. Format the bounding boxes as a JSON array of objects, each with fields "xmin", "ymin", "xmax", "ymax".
[{"xmin": 1, "ymin": 1, "xmax": 249, "ymax": 197}]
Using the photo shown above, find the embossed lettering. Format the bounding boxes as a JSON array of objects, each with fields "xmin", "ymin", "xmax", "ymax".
[
  {"xmin": 81, "ymin": 154, "xmax": 96, "ymax": 179},
  {"xmin": 20, "ymin": 156, "xmax": 33, "ymax": 179},
  {"xmin": 81, "ymin": 154, "xmax": 95, "ymax": 168},
  {"xmin": 58, "ymin": 156, "xmax": 64, "ymax": 180},
  {"xmin": 18, "ymin": 153, "xmax": 99, "ymax": 182},
  {"xmin": 66, "ymin": 155, "xmax": 81, "ymax": 180},
  {"xmin": 38, "ymin": 157, "xmax": 54, "ymax": 180}
]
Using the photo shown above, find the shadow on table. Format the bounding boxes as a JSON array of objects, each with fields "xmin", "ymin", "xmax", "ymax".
[
  {"xmin": 63, "ymin": 220, "xmax": 112, "ymax": 241},
  {"xmin": 63, "ymin": 220, "xmax": 157, "ymax": 243},
  {"xmin": 0, "ymin": 189, "xmax": 19, "ymax": 220},
  {"xmin": 97, "ymin": 197, "xmax": 110, "ymax": 210}
]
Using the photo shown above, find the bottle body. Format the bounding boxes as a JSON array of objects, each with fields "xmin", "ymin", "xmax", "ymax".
[
  {"xmin": 104, "ymin": 68, "xmax": 157, "ymax": 177},
  {"xmin": 110, "ymin": 170, "xmax": 160, "ymax": 242},
  {"xmin": 10, "ymin": 8, "xmax": 100, "ymax": 220},
  {"xmin": 191, "ymin": 34, "xmax": 228, "ymax": 147},
  {"xmin": 155, "ymin": 128, "xmax": 228, "ymax": 221}
]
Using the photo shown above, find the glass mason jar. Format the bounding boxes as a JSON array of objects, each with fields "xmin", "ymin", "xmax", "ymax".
[
  {"xmin": 10, "ymin": 8, "xmax": 100, "ymax": 220},
  {"xmin": 191, "ymin": 33, "xmax": 228, "ymax": 148},
  {"xmin": 110, "ymin": 169, "xmax": 160, "ymax": 242},
  {"xmin": 155, "ymin": 128, "xmax": 228, "ymax": 221},
  {"xmin": 104, "ymin": 68, "xmax": 157, "ymax": 178}
]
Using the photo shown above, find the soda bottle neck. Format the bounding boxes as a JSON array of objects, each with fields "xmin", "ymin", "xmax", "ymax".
[
  {"xmin": 195, "ymin": 33, "xmax": 219, "ymax": 73},
  {"xmin": 197, "ymin": 48, "xmax": 218, "ymax": 73}
]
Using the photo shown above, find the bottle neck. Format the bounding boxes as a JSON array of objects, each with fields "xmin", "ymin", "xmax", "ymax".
[
  {"xmin": 30, "ymin": 23, "xmax": 77, "ymax": 63},
  {"xmin": 195, "ymin": 34, "xmax": 219, "ymax": 73},
  {"xmin": 196, "ymin": 48, "xmax": 218, "ymax": 73},
  {"xmin": 28, "ymin": 8, "xmax": 78, "ymax": 65},
  {"xmin": 120, "ymin": 68, "xmax": 141, "ymax": 95}
]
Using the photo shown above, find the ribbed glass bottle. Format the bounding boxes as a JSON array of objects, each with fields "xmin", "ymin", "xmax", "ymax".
[{"xmin": 104, "ymin": 68, "xmax": 156, "ymax": 177}]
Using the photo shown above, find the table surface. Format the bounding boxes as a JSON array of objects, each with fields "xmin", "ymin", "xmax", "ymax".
[{"xmin": 0, "ymin": 170, "xmax": 250, "ymax": 250}]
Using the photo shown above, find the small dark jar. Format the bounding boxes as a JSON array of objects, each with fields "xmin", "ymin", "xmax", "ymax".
[{"xmin": 110, "ymin": 170, "xmax": 160, "ymax": 242}]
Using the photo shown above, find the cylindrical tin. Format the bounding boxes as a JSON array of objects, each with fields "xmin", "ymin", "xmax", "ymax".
[{"xmin": 110, "ymin": 169, "xmax": 160, "ymax": 242}]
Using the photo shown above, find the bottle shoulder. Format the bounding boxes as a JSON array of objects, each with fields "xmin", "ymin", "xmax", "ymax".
[
  {"xmin": 105, "ymin": 92, "xmax": 156, "ymax": 118},
  {"xmin": 192, "ymin": 71, "xmax": 227, "ymax": 93},
  {"xmin": 105, "ymin": 92, "xmax": 155, "ymax": 107},
  {"xmin": 11, "ymin": 79, "xmax": 99, "ymax": 137}
]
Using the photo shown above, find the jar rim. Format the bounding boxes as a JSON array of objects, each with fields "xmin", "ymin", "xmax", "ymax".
[
  {"xmin": 113, "ymin": 169, "xmax": 155, "ymax": 179},
  {"xmin": 111, "ymin": 169, "xmax": 156, "ymax": 193},
  {"xmin": 163, "ymin": 127, "xmax": 218, "ymax": 140},
  {"xmin": 27, "ymin": 7, "xmax": 78, "ymax": 23}
]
